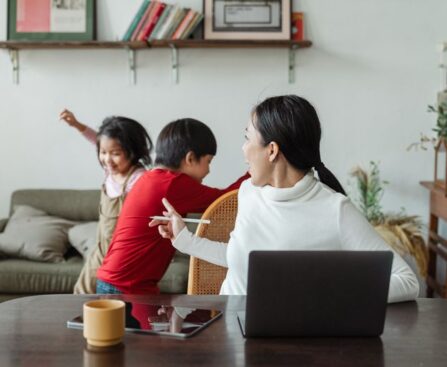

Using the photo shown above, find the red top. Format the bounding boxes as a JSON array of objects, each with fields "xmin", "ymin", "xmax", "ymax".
[{"xmin": 97, "ymin": 168, "xmax": 249, "ymax": 294}]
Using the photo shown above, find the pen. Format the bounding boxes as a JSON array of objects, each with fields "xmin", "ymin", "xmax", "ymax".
[{"xmin": 150, "ymin": 216, "xmax": 211, "ymax": 224}]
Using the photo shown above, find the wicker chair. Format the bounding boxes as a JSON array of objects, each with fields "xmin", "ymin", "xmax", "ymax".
[{"xmin": 187, "ymin": 190, "xmax": 239, "ymax": 295}]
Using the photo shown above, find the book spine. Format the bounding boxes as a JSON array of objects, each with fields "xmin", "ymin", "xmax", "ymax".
[
  {"xmin": 156, "ymin": 5, "xmax": 179, "ymax": 40},
  {"xmin": 164, "ymin": 8, "xmax": 187, "ymax": 40},
  {"xmin": 138, "ymin": 2, "xmax": 166, "ymax": 41},
  {"xmin": 181, "ymin": 13, "xmax": 203, "ymax": 40},
  {"xmin": 148, "ymin": 4, "xmax": 172, "ymax": 41},
  {"xmin": 122, "ymin": 0, "xmax": 151, "ymax": 41},
  {"xmin": 130, "ymin": 1, "xmax": 154, "ymax": 41},
  {"xmin": 172, "ymin": 9, "xmax": 195, "ymax": 40}
]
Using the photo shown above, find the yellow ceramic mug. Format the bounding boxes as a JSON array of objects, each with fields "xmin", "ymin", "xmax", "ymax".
[{"xmin": 83, "ymin": 299, "xmax": 125, "ymax": 347}]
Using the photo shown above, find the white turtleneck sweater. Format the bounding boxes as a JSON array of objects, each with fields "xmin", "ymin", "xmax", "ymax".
[{"xmin": 173, "ymin": 172, "xmax": 419, "ymax": 303}]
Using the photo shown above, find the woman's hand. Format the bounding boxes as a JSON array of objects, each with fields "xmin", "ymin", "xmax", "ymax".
[{"xmin": 149, "ymin": 198, "xmax": 186, "ymax": 242}]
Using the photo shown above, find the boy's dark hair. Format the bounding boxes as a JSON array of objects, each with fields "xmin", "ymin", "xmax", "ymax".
[
  {"xmin": 97, "ymin": 116, "xmax": 153, "ymax": 167},
  {"xmin": 154, "ymin": 118, "xmax": 217, "ymax": 169},
  {"xmin": 254, "ymin": 95, "xmax": 346, "ymax": 195}
]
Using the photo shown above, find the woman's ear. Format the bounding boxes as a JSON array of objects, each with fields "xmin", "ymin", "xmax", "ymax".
[{"xmin": 268, "ymin": 142, "xmax": 280, "ymax": 163}]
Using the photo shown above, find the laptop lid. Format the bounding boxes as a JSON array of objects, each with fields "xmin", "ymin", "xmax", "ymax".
[{"xmin": 240, "ymin": 250, "xmax": 393, "ymax": 337}]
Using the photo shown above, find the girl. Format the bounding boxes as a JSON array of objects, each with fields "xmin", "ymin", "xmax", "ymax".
[
  {"xmin": 150, "ymin": 95, "xmax": 419, "ymax": 303},
  {"xmin": 59, "ymin": 109, "xmax": 153, "ymax": 294}
]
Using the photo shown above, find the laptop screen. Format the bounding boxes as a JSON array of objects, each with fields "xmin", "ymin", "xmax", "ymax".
[{"xmin": 240, "ymin": 250, "xmax": 393, "ymax": 337}]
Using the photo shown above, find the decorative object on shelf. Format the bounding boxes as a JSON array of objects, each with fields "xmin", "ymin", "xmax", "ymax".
[
  {"xmin": 434, "ymin": 136, "xmax": 447, "ymax": 194},
  {"xmin": 349, "ymin": 162, "xmax": 428, "ymax": 277},
  {"xmin": 408, "ymin": 43, "xmax": 447, "ymax": 195},
  {"xmin": 291, "ymin": 12, "xmax": 303, "ymax": 41},
  {"xmin": 431, "ymin": 100, "xmax": 447, "ymax": 194},
  {"xmin": 7, "ymin": 0, "xmax": 95, "ymax": 41},
  {"xmin": 408, "ymin": 98, "xmax": 447, "ymax": 195},
  {"xmin": 204, "ymin": 0, "xmax": 290, "ymax": 40}
]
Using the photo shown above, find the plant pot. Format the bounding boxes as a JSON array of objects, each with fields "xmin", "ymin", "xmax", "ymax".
[{"xmin": 434, "ymin": 137, "xmax": 447, "ymax": 196}]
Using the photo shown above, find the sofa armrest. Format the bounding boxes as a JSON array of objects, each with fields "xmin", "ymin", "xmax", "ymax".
[{"xmin": 0, "ymin": 218, "xmax": 7, "ymax": 233}]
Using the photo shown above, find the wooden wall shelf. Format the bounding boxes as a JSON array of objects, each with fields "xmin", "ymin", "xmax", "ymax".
[
  {"xmin": 0, "ymin": 40, "xmax": 312, "ymax": 84},
  {"xmin": 0, "ymin": 39, "xmax": 311, "ymax": 49}
]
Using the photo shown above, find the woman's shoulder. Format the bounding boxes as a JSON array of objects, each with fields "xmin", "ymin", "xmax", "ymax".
[
  {"xmin": 237, "ymin": 179, "xmax": 263, "ymax": 206},
  {"xmin": 316, "ymin": 180, "xmax": 348, "ymax": 200},
  {"xmin": 310, "ymin": 181, "xmax": 355, "ymax": 214},
  {"xmin": 238, "ymin": 178, "xmax": 257, "ymax": 195}
]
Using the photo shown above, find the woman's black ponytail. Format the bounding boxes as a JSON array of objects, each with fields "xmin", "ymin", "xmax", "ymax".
[{"xmin": 315, "ymin": 164, "xmax": 346, "ymax": 195}]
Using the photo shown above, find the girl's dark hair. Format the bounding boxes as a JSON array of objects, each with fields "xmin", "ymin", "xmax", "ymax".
[
  {"xmin": 97, "ymin": 116, "xmax": 153, "ymax": 167},
  {"xmin": 253, "ymin": 95, "xmax": 346, "ymax": 195},
  {"xmin": 154, "ymin": 118, "xmax": 217, "ymax": 169}
]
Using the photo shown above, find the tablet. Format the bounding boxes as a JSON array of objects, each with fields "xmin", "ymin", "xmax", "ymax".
[{"xmin": 67, "ymin": 302, "xmax": 222, "ymax": 338}]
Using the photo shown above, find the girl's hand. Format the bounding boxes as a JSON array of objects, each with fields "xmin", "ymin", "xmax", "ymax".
[
  {"xmin": 59, "ymin": 109, "xmax": 85, "ymax": 132},
  {"xmin": 149, "ymin": 198, "xmax": 186, "ymax": 242}
]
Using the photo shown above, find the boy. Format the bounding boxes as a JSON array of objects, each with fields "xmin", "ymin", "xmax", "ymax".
[{"xmin": 96, "ymin": 118, "xmax": 248, "ymax": 294}]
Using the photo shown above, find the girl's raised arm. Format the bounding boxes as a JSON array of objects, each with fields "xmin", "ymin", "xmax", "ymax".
[{"xmin": 59, "ymin": 109, "xmax": 96, "ymax": 145}]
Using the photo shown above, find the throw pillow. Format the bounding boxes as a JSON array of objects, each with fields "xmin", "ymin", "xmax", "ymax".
[
  {"xmin": 68, "ymin": 222, "xmax": 98, "ymax": 258},
  {"xmin": 0, "ymin": 205, "xmax": 76, "ymax": 263}
]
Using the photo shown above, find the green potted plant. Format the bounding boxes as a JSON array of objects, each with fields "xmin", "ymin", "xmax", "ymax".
[{"xmin": 408, "ymin": 101, "xmax": 447, "ymax": 194}]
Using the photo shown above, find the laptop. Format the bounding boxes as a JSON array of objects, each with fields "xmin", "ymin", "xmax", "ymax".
[{"xmin": 237, "ymin": 250, "xmax": 393, "ymax": 337}]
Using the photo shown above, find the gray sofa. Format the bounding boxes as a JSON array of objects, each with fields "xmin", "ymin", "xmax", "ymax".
[{"xmin": 0, "ymin": 189, "xmax": 190, "ymax": 302}]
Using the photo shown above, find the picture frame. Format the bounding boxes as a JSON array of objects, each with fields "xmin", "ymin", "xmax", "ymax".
[
  {"xmin": 8, "ymin": 0, "xmax": 96, "ymax": 41},
  {"xmin": 203, "ymin": 0, "xmax": 290, "ymax": 40}
]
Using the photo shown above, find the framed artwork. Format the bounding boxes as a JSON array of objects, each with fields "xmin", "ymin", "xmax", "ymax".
[
  {"xmin": 203, "ymin": 0, "xmax": 290, "ymax": 40},
  {"xmin": 8, "ymin": 0, "xmax": 96, "ymax": 41}
]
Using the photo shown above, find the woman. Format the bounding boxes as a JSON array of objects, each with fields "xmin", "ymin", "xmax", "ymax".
[{"xmin": 150, "ymin": 95, "xmax": 419, "ymax": 303}]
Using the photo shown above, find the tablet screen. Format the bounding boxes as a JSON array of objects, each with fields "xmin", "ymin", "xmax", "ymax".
[{"xmin": 67, "ymin": 302, "xmax": 222, "ymax": 338}]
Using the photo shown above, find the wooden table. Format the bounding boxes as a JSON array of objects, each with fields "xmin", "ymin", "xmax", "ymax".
[
  {"xmin": 0, "ymin": 295, "xmax": 446, "ymax": 367},
  {"xmin": 421, "ymin": 181, "xmax": 447, "ymax": 297}
]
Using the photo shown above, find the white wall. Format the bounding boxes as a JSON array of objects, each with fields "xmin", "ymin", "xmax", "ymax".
[{"xmin": 0, "ymin": 0, "xmax": 446, "ymax": 222}]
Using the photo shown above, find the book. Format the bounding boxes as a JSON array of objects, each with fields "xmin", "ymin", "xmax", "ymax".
[
  {"xmin": 148, "ymin": 4, "xmax": 173, "ymax": 41},
  {"xmin": 291, "ymin": 12, "xmax": 304, "ymax": 41},
  {"xmin": 137, "ymin": 2, "xmax": 166, "ymax": 41},
  {"xmin": 171, "ymin": 9, "xmax": 195, "ymax": 40},
  {"xmin": 164, "ymin": 8, "xmax": 188, "ymax": 40},
  {"xmin": 130, "ymin": 1, "xmax": 155, "ymax": 41},
  {"xmin": 181, "ymin": 13, "xmax": 203, "ymax": 40},
  {"xmin": 122, "ymin": 0, "xmax": 151, "ymax": 41},
  {"xmin": 155, "ymin": 5, "xmax": 180, "ymax": 40}
]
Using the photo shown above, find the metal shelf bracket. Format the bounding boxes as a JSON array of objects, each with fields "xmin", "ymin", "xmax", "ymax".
[
  {"xmin": 288, "ymin": 45, "xmax": 298, "ymax": 84},
  {"xmin": 9, "ymin": 49, "xmax": 19, "ymax": 84},
  {"xmin": 170, "ymin": 44, "xmax": 179, "ymax": 84},
  {"xmin": 127, "ymin": 48, "xmax": 136, "ymax": 85}
]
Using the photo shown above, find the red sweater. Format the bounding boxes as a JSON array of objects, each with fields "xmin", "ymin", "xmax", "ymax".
[{"xmin": 97, "ymin": 168, "xmax": 249, "ymax": 294}]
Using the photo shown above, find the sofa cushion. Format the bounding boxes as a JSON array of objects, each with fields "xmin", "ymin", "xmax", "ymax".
[
  {"xmin": 0, "ymin": 205, "xmax": 76, "ymax": 263},
  {"xmin": 10, "ymin": 189, "xmax": 100, "ymax": 221},
  {"xmin": 0, "ymin": 256, "xmax": 83, "ymax": 294},
  {"xmin": 68, "ymin": 222, "xmax": 98, "ymax": 258}
]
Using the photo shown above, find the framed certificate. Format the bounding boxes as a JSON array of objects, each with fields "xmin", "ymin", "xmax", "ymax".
[
  {"xmin": 204, "ymin": 0, "xmax": 290, "ymax": 40},
  {"xmin": 8, "ymin": 0, "xmax": 95, "ymax": 41}
]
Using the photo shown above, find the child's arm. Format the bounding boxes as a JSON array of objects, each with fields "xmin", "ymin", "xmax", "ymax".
[
  {"xmin": 168, "ymin": 172, "xmax": 250, "ymax": 214},
  {"xmin": 59, "ymin": 109, "xmax": 97, "ymax": 145}
]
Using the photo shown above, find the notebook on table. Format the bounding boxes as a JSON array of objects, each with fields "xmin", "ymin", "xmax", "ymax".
[{"xmin": 237, "ymin": 250, "xmax": 393, "ymax": 337}]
